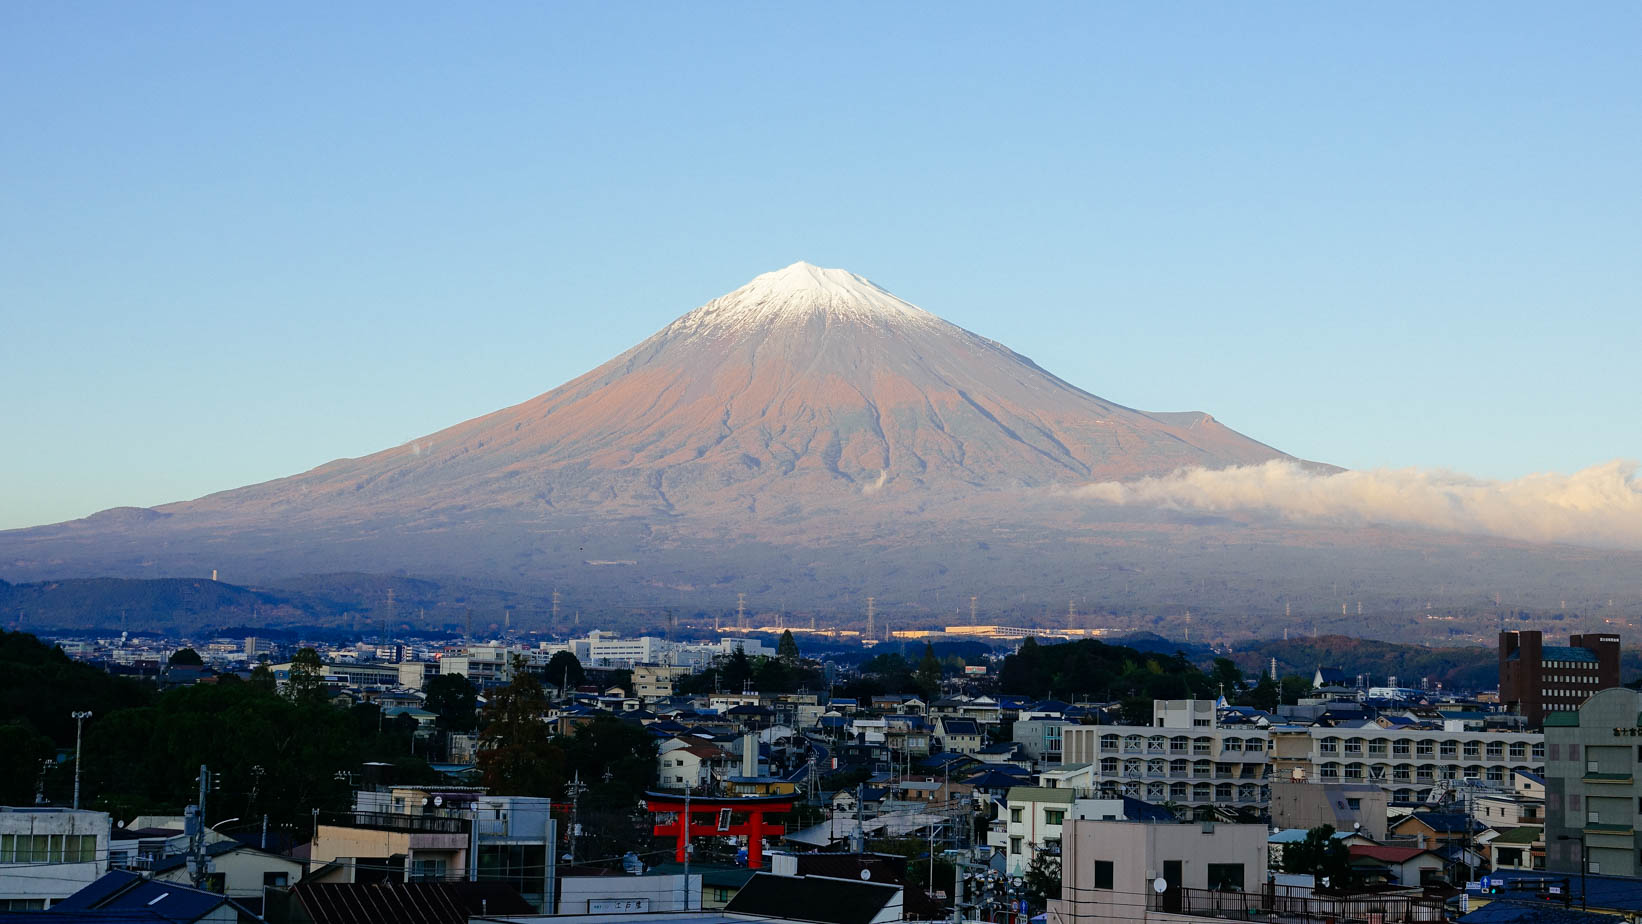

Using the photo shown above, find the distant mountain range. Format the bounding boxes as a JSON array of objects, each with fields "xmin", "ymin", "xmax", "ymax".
[{"xmin": 4, "ymin": 262, "xmax": 1639, "ymax": 637}]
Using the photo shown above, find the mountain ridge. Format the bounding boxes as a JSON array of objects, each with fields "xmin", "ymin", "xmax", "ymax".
[{"xmin": 6, "ymin": 262, "xmax": 1638, "ymax": 631}]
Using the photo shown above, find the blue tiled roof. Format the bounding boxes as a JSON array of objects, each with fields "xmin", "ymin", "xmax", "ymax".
[
  {"xmin": 1459, "ymin": 899, "xmax": 1615, "ymax": 924},
  {"xmin": 48, "ymin": 871, "xmax": 241, "ymax": 924},
  {"xmin": 1468, "ymin": 869, "xmax": 1642, "ymax": 915},
  {"xmin": 1399, "ymin": 811, "xmax": 1483, "ymax": 834}
]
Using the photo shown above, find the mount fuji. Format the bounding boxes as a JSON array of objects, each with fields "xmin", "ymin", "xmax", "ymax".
[
  {"xmin": 168, "ymin": 261, "xmax": 1290, "ymax": 523},
  {"xmin": 6, "ymin": 262, "xmax": 1635, "ymax": 628}
]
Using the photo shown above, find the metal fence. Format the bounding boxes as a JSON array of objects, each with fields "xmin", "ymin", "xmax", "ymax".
[{"xmin": 1147, "ymin": 886, "xmax": 1447, "ymax": 923}]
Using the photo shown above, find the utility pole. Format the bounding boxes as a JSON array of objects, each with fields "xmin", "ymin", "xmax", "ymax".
[
  {"xmin": 681, "ymin": 792, "xmax": 692, "ymax": 908},
  {"xmin": 567, "ymin": 772, "xmax": 586, "ymax": 865},
  {"xmin": 384, "ymin": 588, "xmax": 396, "ymax": 651},
  {"xmin": 188, "ymin": 765, "xmax": 209, "ymax": 888},
  {"xmin": 70, "ymin": 711, "xmax": 92, "ymax": 809},
  {"xmin": 852, "ymin": 783, "xmax": 865, "ymax": 854}
]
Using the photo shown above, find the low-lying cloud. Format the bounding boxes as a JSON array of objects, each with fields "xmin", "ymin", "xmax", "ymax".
[{"xmin": 1077, "ymin": 459, "xmax": 1642, "ymax": 550}]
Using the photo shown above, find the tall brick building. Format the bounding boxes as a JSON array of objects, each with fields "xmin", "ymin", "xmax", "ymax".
[{"xmin": 1499, "ymin": 630, "xmax": 1620, "ymax": 727}]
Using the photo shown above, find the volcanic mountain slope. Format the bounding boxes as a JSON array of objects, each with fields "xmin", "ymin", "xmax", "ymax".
[
  {"xmin": 171, "ymin": 262, "xmax": 1288, "ymax": 524},
  {"xmin": 9, "ymin": 262, "xmax": 1642, "ymax": 625}
]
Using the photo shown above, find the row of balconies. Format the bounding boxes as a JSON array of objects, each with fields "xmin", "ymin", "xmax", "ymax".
[
  {"xmin": 1102, "ymin": 783, "xmax": 1268, "ymax": 804},
  {"xmin": 1106, "ymin": 766, "xmax": 1266, "ymax": 781},
  {"xmin": 1316, "ymin": 744, "xmax": 1540, "ymax": 761},
  {"xmin": 1102, "ymin": 739, "xmax": 1268, "ymax": 755}
]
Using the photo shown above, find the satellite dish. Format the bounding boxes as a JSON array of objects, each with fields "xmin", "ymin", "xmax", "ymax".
[
  {"xmin": 1153, "ymin": 878, "xmax": 1168, "ymax": 894},
  {"xmin": 860, "ymin": 869, "xmax": 872, "ymax": 880}
]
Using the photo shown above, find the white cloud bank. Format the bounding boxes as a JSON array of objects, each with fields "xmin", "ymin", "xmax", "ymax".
[{"xmin": 1077, "ymin": 459, "xmax": 1642, "ymax": 550}]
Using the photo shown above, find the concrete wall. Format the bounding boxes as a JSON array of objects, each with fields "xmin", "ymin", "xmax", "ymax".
[
  {"xmin": 1054, "ymin": 820, "xmax": 1269, "ymax": 924},
  {"xmin": 556, "ymin": 873, "xmax": 700, "ymax": 913},
  {"xmin": 1269, "ymin": 781, "xmax": 1388, "ymax": 840},
  {"xmin": 0, "ymin": 807, "xmax": 110, "ymax": 908}
]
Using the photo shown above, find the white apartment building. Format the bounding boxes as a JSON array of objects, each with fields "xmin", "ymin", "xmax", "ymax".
[
  {"xmin": 1267, "ymin": 723, "xmax": 1543, "ymax": 801},
  {"xmin": 1058, "ymin": 699, "xmax": 1544, "ymax": 811},
  {"xmin": 0, "ymin": 807, "xmax": 110, "ymax": 910},
  {"xmin": 562, "ymin": 633, "xmax": 773, "ymax": 670},
  {"xmin": 1061, "ymin": 702, "xmax": 1271, "ymax": 810}
]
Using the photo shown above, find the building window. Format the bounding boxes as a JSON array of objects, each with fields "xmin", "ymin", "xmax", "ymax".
[
  {"xmin": 263, "ymin": 872, "xmax": 290, "ymax": 888},
  {"xmin": 1045, "ymin": 810, "xmax": 1064, "ymax": 826},
  {"xmin": 1011, "ymin": 808, "xmax": 1022, "ymax": 823},
  {"xmin": 1010, "ymin": 837, "xmax": 1022, "ymax": 855},
  {"xmin": 1206, "ymin": 863, "xmax": 1245, "ymax": 892},
  {"xmin": 1094, "ymin": 860, "xmax": 1114, "ymax": 889},
  {"xmin": 411, "ymin": 858, "xmax": 447, "ymax": 881},
  {"xmin": 1346, "ymin": 798, "xmax": 1362, "ymax": 811}
]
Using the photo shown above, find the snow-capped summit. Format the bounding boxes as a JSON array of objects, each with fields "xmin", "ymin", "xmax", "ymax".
[
  {"xmin": 671, "ymin": 261, "xmax": 941, "ymax": 336},
  {"xmin": 152, "ymin": 261, "xmax": 1288, "ymax": 528}
]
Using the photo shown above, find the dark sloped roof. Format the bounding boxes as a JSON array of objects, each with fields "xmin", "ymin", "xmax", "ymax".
[
  {"xmin": 292, "ymin": 881, "xmax": 533, "ymax": 924},
  {"xmin": 47, "ymin": 871, "xmax": 146, "ymax": 911},
  {"xmin": 12, "ymin": 913, "xmax": 168, "ymax": 924},
  {"xmin": 1398, "ymin": 811, "xmax": 1483, "ymax": 834},
  {"xmin": 1459, "ymin": 899, "xmax": 1615, "ymax": 924},
  {"xmin": 1120, "ymin": 796, "xmax": 1175, "ymax": 822},
  {"xmin": 939, "ymin": 718, "xmax": 980, "ymax": 735},
  {"xmin": 725, "ymin": 873, "xmax": 899, "ymax": 924},
  {"xmin": 50, "ymin": 871, "xmax": 244, "ymax": 924}
]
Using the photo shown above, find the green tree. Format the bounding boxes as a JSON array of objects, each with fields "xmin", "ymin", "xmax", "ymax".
[
  {"xmin": 168, "ymin": 647, "xmax": 204, "ymax": 667},
  {"xmin": 545, "ymin": 651, "xmax": 585, "ymax": 692},
  {"xmin": 0, "ymin": 722, "xmax": 55, "ymax": 805},
  {"xmin": 1244, "ymin": 674, "xmax": 1280, "ymax": 712},
  {"xmin": 248, "ymin": 663, "xmax": 277, "ymax": 694},
  {"xmin": 1211, "ymin": 658, "xmax": 1243, "ymax": 698},
  {"xmin": 423, "ymin": 673, "xmax": 479, "ymax": 732},
  {"xmin": 82, "ymin": 680, "xmax": 357, "ymax": 833},
  {"xmin": 777, "ymin": 630, "xmax": 800, "ymax": 664},
  {"xmin": 476, "ymin": 662, "xmax": 564, "ymax": 796},
  {"xmin": 1279, "ymin": 674, "xmax": 1313, "ymax": 705},
  {"xmin": 284, "ymin": 647, "xmax": 328, "ymax": 705},
  {"xmin": 915, "ymin": 644, "xmax": 942, "ymax": 699},
  {"xmin": 1024, "ymin": 852, "xmax": 1062, "ymax": 904},
  {"xmin": 1280, "ymin": 825, "xmax": 1352, "ymax": 891},
  {"xmin": 723, "ymin": 648, "xmax": 754, "ymax": 692}
]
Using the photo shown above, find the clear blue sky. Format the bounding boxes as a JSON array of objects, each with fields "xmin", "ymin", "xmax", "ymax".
[{"xmin": 2, "ymin": 3, "xmax": 1637, "ymax": 530}]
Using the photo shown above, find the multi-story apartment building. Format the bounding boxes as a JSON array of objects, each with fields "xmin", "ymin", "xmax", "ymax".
[
  {"xmin": 1061, "ymin": 701, "xmax": 1270, "ymax": 810},
  {"xmin": 320, "ymin": 788, "xmax": 558, "ymax": 910},
  {"xmin": 1500, "ymin": 630, "xmax": 1620, "ymax": 728},
  {"xmin": 1544, "ymin": 687, "xmax": 1642, "ymax": 878},
  {"xmin": 1268, "ymin": 723, "xmax": 1543, "ymax": 802},
  {"xmin": 634, "ymin": 664, "xmax": 690, "ymax": 700},
  {"xmin": 1059, "ymin": 699, "xmax": 1544, "ymax": 812}
]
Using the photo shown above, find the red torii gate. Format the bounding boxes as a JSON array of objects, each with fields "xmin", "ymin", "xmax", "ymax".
[{"xmin": 642, "ymin": 792, "xmax": 794, "ymax": 870}]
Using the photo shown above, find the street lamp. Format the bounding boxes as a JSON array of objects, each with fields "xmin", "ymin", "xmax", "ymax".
[
  {"xmin": 70, "ymin": 711, "xmax": 92, "ymax": 810},
  {"xmin": 1556, "ymin": 834, "xmax": 1588, "ymax": 910}
]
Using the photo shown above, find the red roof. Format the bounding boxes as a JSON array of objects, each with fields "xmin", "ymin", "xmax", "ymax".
[{"xmin": 1350, "ymin": 845, "xmax": 1437, "ymax": 863}]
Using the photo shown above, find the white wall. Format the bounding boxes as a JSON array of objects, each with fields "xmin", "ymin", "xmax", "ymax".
[{"xmin": 556, "ymin": 873, "xmax": 700, "ymax": 913}]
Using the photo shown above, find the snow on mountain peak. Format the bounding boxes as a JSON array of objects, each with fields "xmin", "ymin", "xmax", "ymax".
[{"xmin": 669, "ymin": 261, "xmax": 942, "ymax": 336}]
